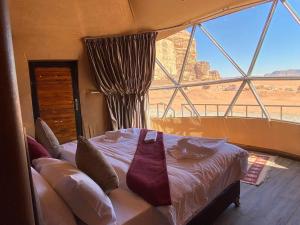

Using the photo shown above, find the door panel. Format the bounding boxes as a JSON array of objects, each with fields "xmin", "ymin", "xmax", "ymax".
[{"xmin": 29, "ymin": 62, "xmax": 82, "ymax": 143}]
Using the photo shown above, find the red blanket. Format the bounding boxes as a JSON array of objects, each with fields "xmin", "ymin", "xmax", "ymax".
[{"xmin": 126, "ymin": 129, "xmax": 171, "ymax": 206}]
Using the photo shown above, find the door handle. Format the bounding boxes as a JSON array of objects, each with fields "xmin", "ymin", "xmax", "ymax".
[{"xmin": 74, "ymin": 98, "xmax": 79, "ymax": 111}]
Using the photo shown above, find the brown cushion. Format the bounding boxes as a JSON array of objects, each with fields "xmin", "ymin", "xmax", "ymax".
[
  {"xmin": 75, "ymin": 136, "xmax": 119, "ymax": 194},
  {"xmin": 35, "ymin": 118, "xmax": 62, "ymax": 158}
]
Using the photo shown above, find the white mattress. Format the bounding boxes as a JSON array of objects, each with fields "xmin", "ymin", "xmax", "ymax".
[{"xmin": 61, "ymin": 129, "xmax": 248, "ymax": 225}]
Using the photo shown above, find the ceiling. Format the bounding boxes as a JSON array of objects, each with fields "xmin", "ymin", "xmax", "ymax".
[{"xmin": 9, "ymin": 0, "xmax": 270, "ymax": 40}]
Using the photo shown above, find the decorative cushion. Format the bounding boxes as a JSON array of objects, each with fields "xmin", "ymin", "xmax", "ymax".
[
  {"xmin": 33, "ymin": 158, "xmax": 117, "ymax": 225},
  {"xmin": 35, "ymin": 118, "xmax": 62, "ymax": 158},
  {"xmin": 76, "ymin": 136, "xmax": 119, "ymax": 194},
  {"xmin": 31, "ymin": 167, "xmax": 77, "ymax": 225},
  {"xmin": 27, "ymin": 136, "xmax": 51, "ymax": 162}
]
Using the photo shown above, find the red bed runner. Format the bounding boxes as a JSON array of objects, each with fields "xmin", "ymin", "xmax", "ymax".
[{"xmin": 126, "ymin": 129, "xmax": 171, "ymax": 206}]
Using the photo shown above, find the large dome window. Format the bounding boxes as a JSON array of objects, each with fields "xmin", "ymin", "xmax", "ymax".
[{"xmin": 149, "ymin": 0, "xmax": 300, "ymax": 124}]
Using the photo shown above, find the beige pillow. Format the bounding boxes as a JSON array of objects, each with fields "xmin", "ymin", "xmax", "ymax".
[
  {"xmin": 35, "ymin": 118, "xmax": 62, "ymax": 158},
  {"xmin": 76, "ymin": 136, "xmax": 119, "ymax": 193},
  {"xmin": 33, "ymin": 158, "xmax": 117, "ymax": 225},
  {"xmin": 31, "ymin": 167, "xmax": 77, "ymax": 225}
]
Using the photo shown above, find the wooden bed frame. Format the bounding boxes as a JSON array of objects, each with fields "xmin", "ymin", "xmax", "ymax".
[{"xmin": 187, "ymin": 181, "xmax": 240, "ymax": 225}]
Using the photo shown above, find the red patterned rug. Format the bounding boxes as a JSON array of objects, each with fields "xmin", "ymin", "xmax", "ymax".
[{"xmin": 241, "ymin": 153, "xmax": 277, "ymax": 186}]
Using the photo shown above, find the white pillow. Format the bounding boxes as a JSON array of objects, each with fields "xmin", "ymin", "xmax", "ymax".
[
  {"xmin": 31, "ymin": 167, "xmax": 77, "ymax": 225},
  {"xmin": 33, "ymin": 158, "xmax": 117, "ymax": 225}
]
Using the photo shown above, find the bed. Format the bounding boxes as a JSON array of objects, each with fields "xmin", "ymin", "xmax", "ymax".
[{"xmin": 61, "ymin": 128, "xmax": 248, "ymax": 225}]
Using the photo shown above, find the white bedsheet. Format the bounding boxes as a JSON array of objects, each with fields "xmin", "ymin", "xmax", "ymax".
[
  {"xmin": 61, "ymin": 129, "xmax": 248, "ymax": 225},
  {"xmin": 110, "ymin": 188, "xmax": 170, "ymax": 225}
]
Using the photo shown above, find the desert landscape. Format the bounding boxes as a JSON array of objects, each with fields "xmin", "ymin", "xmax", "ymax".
[
  {"xmin": 149, "ymin": 80, "xmax": 300, "ymax": 122},
  {"xmin": 150, "ymin": 31, "xmax": 300, "ymax": 123}
]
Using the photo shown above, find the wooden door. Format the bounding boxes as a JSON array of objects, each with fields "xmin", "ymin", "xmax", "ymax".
[{"xmin": 29, "ymin": 61, "xmax": 82, "ymax": 143}]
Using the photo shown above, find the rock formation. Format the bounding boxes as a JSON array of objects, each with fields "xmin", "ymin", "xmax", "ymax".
[
  {"xmin": 166, "ymin": 30, "xmax": 197, "ymax": 81},
  {"xmin": 194, "ymin": 62, "xmax": 220, "ymax": 80},
  {"xmin": 155, "ymin": 30, "xmax": 221, "ymax": 82},
  {"xmin": 264, "ymin": 69, "xmax": 300, "ymax": 77},
  {"xmin": 194, "ymin": 61, "xmax": 209, "ymax": 80},
  {"xmin": 208, "ymin": 70, "xmax": 221, "ymax": 80},
  {"xmin": 155, "ymin": 39, "xmax": 177, "ymax": 80}
]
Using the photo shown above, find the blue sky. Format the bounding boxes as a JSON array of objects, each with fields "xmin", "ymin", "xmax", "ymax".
[{"xmin": 189, "ymin": 0, "xmax": 300, "ymax": 77}]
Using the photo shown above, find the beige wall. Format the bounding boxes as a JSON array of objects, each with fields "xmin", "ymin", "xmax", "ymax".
[
  {"xmin": 8, "ymin": 0, "xmax": 132, "ymax": 137},
  {"xmin": 151, "ymin": 117, "xmax": 300, "ymax": 157},
  {"xmin": 12, "ymin": 35, "xmax": 109, "ymax": 137}
]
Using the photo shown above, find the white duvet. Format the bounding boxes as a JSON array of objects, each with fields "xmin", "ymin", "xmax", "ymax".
[{"xmin": 62, "ymin": 128, "xmax": 248, "ymax": 225}]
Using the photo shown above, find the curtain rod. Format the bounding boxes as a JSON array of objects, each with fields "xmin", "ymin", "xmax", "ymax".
[
  {"xmin": 84, "ymin": 31, "xmax": 157, "ymax": 40},
  {"xmin": 83, "ymin": 0, "xmax": 270, "ymax": 40}
]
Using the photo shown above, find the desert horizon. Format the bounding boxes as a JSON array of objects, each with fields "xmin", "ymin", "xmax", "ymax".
[{"xmin": 149, "ymin": 79, "xmax": 300, "ymax": 123}]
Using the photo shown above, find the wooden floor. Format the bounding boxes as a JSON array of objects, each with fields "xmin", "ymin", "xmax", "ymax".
[{"xmin": 214, "ymin": 155, "xmax": 300, "ymax": 225}]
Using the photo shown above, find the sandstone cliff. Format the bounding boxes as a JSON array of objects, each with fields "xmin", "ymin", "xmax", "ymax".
[{"xmin": 155, "ymin": 30, "xmax": 221, "ymax": 82}]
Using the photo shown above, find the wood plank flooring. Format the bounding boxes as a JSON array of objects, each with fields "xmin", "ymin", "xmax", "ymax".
[{"xmin": 214, "ymin": 156, "xmax": 300, "ymax": 225}]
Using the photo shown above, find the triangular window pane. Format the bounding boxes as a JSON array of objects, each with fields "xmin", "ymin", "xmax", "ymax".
[
  {"xmin": 185, "ymin": 81, "xmax": 242, "ymax": 116},
  {"xmin": 231, "ymin": 82, "xmax": 263, "ymax": 118},
  {"xmin": 150, "ymin": 88, "xmax": 199, "ymax": 118},
  {"xmin": 252, "ymin": 1, "xmax": 300, "ymax": 76},
  {"xmin": 252, "ymin": 80, "xmax": 300, "ymax": 123},
  {"xmin": 181, "ymin": 25, "xmax": 238, "ymax": 84},
  {"xmin": 148, "ymin": 89, "xmax": 175, "ymax": 118},
  {"xmin": 203, "ymin": 2, "xmax": 271, "ymax": 75}
]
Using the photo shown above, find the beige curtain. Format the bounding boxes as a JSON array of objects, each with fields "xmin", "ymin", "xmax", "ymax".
[{"xmin": 85, "ymin": 32, "xmax": 157, "ymax": 130}]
